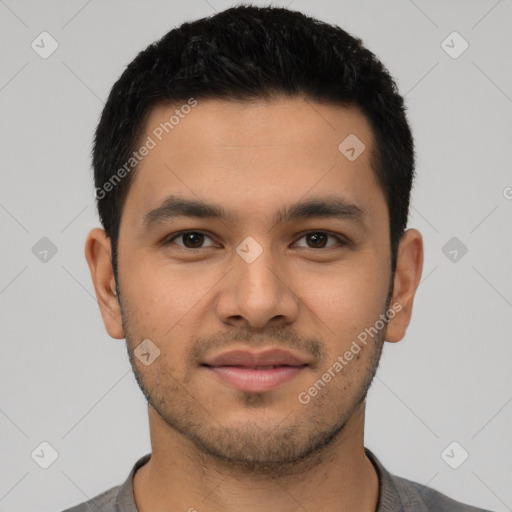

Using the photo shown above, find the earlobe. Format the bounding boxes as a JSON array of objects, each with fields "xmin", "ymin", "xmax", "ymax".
[
  {"xmin": 84, "ymin": 228, "xmax": 125, "ymax": 339},
  {"xmin": 385, "ymin": 228, "xmax": 424, "ymax": 343}
]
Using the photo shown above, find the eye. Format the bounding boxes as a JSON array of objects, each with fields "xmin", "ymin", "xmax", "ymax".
[
  {"xmin": 164, "ymin": 231, "xmax": 218, "ymax": 249},
  {"xmin": 293, "ymin": 231, "xmax": 346, "ymax": 249}
]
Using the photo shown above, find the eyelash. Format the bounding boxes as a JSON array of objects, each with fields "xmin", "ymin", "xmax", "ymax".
[{"xmin": 163, "ymin": 230, "xmax": 348, "ymax": 250}]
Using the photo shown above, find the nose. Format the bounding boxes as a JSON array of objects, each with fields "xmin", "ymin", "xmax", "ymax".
[{"xmin": 215, "ymin": 240, "xmax": 300, "ymax": 330}]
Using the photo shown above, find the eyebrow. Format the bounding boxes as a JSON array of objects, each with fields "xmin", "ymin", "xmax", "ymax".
[{"xmin": 142, "ymin": 194, "xmax": 368, "ymax": 231}]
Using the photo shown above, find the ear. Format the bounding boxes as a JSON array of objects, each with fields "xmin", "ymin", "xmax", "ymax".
[
  {"xmin": 84, "ymin": 228, "xmax": 125, "ymax": 339},
  {"xmin": 385, "ymin": 228, "xmax": 424, "ymax": 343}
]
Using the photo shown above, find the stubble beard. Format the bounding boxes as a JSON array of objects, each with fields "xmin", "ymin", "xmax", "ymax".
[{"xmin": 121, "ymin": 306, "xmax": 386, "ymax": 478}]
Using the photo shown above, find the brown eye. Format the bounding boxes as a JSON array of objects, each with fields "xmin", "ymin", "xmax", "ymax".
[
  {"xmin": 294, "ymin": 231, "xmax": 345, "ymax": 249},
  {"xmin": 181, "ymin": 232, "xmax": 205, "ymax": 248},
  {"xmin": 165, "ymin": 231, "xmax": 216, "ymax": 249},
  {"xmin": 306, "ymin": 232, "xmax": 328, "ymax": 248}
]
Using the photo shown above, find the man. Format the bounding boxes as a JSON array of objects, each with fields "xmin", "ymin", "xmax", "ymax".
[{"xmin": 65, "ymin": 4, "xmax": 492, "ymax": 512}]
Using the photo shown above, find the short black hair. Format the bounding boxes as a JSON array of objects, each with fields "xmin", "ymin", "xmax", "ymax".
[{"xmin": 92, "ymin": 4, "xmax": 415, "ymax": 288}]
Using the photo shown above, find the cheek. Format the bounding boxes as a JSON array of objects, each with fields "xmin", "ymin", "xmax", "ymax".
[
  {"xmin": 119, "ymin": 258, "xmax": 221, "ymax": 356},
  {"xmin": 296, "ymin": 259, "xmax": 389, "ymax": 345},
  {"xmin": 121, "ymin": 254, "xmax": 195, "ymax": 317}
]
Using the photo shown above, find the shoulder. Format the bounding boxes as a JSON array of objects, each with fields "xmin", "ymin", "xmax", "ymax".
[
  {"xmin": 60, "ymin": 484, "xmax": 120, "ymax": 512},
  {"xmin": 389, "ymin": 473, "xmax": 495, "ymax": 512},
  {"xmin": 364, "ymin": 447, "xmax": 495, "ymax": 512},
  {"xmin": 60, "ymin": 452, "xmax": 151, "ymax": 512}
]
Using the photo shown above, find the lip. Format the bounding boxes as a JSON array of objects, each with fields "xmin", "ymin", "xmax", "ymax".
[
  {"xmin": 203, "ymin": 348, "xmax": 309, "ymax": 367},
  {"xmin": 202, "ymin": 348, "xmax": 309, "ymax": 393}
]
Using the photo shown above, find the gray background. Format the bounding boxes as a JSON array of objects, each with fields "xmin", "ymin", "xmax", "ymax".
[{"xmin": 0, "ymin": 0, "xmax": 511, "ymax": 511}]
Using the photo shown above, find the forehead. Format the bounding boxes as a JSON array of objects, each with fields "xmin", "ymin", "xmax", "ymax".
[
  {"xmin": 139, "ymin": 97, "xmax": 373, "ymax": 157},
  {"xmin": 123, "ymin": 97, "xmax": 385, "ymax": 231}
]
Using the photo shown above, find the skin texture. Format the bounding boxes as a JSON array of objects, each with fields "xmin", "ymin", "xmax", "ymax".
[{"xmin": 85, "ymin": 97, "xmax": 423, "ymax": 512}]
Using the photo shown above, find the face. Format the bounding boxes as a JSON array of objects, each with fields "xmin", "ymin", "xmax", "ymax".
[{"xmin": 99, "ymin": 97, "xmax": 406, "ymax": 474}]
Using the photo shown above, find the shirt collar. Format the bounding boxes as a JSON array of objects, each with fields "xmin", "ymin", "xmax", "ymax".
[{"xmin": 115, "ymin": 452, "xmax": 151, "ymax": 512}]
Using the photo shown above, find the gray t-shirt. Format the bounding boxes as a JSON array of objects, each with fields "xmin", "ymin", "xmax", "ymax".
[{"xmin": 62, "ymin": 448, "xmax": 494, "ymax": 511}]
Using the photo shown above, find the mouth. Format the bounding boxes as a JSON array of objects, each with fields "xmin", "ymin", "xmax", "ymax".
[{"xmin": 201, "ymin": 348, "xmax": 310, "ymax": 393}]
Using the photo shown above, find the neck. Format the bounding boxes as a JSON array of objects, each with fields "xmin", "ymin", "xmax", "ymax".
[{"xmin": 133, "ymin": 402, "xmax": 379, "ymax": 512}]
